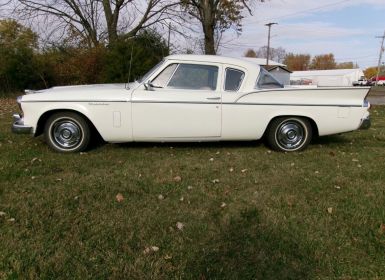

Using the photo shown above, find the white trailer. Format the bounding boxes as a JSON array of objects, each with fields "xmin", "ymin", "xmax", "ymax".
[{"xmin": 291, "ymin": 69, "xmax": 365, "ymax": 87}]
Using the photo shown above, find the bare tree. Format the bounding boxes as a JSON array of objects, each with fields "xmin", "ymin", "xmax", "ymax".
[
  {"xmin": 255, "ymin": 46, "xmax": 286, "ymax": 63},
  {"xmin": 15, "ymin": 0, "xmax": 180, "ymax": 47},
  {"xmin": 181, "ymin": 0, "xmax": 264, "ymax": 55}
]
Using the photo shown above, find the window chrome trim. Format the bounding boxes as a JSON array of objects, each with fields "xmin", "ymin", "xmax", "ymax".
[
  {"xmin": 224, "ymin": 68, "xmax": 245, "ymax": 92},
  {"xmin": 150, "ymin": 63, "xmax": 179, "ymax": 88}
]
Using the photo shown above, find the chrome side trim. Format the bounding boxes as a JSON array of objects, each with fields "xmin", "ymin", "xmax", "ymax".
[
  {"xmin": 22, "ymin": 100, "xmax": 126, "ymax": 103},
  {"xmin": 12, "ymin": 114, "xmax": 33, "ymax": 134},
  {"xmin": 235, "ymin": 87, "xmax": 371, "ymax": 102},
  {"xmin": 20, "ymin": 99, "xmax": 362, "ymax": 107},
  {"xmin": 226, "ymin": 102, "xmax": 362, "ymax": 107}
]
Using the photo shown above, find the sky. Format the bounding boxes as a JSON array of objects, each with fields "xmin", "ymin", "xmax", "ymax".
[
  {"xmin": 1, "ymin": 0, "xmax": 384, "ymax": 69},
  {"xmin": 220, "ymin": 0, "xmax": 385, "ymax": 69}
]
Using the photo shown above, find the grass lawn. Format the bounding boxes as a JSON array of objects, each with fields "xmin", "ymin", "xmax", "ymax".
[{"xmin": 1, "ymin": 95, "xmax": 385, "ymax": 279}]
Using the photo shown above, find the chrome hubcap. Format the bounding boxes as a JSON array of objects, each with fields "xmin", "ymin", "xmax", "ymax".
[
  {"xmin": 276, "ymin": 121, "xmax": 304, "ymax": 150},
  {"xmin": 52, "ymin": 120, "xmax": 82, "ymax": 149}
]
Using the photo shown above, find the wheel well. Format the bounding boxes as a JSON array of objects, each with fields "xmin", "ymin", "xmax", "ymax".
[
  {"xmin": 263, "ymin": 115, "xmax": 319, "ymax": 138},
  {"xmin": 35, "ymin": 109, "xmax": 101, "ymax": 138}
]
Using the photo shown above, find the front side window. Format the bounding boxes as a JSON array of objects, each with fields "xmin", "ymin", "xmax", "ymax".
[
  {"xmin": 225, "ymin": 68, "xmax": 245, "ymax": 91},
  {"xmin": 167, "ymin": 64, "xmax": 218, "ymax": 90},
  {"xmin": 255, "ymin": 68, "xmax": 284, "ymax": 89}
]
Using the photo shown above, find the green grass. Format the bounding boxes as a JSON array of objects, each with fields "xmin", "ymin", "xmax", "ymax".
[{"xmin": 1, "ymin": 96, "xmax": 385, "ymax": 279}]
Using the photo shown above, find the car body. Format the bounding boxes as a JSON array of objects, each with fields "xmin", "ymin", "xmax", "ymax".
[{"xmin": 12, "ymin": 54, "xmax": 371, "ymax": 152}]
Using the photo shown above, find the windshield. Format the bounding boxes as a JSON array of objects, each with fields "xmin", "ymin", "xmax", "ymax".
[
  {"xmin": 255, "ymin": 67, "xmax": 284, "ymax": 89},
  {"xmin": 138, "ymin": 59, "xmax": 165, "ymax": 83}
]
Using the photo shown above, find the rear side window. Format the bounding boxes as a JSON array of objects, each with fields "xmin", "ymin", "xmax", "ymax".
[
  {"xmin": 255, "ymin": 68, "xmax": 283, "ymax": 89},
  {"xmin": 225, "ymin": 68, "xmax": 245, "ymax": 91}
]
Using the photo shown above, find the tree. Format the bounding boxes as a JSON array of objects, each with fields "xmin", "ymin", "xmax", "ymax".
[
  {"xmin": 181, "ymin": 0, "xmax": 263, "ymax": 55},
  {"xmin": 255, "ymin": 46, "xmax": 286, "ymax": 63},
  {"xmin": 16, "ymin": 0, "xmax": 179, "ymax": 47},
  {"xmin": 309, "ymin": 53, "xmax": 336, "ymax": 70},
  {"xmin": 103, "ymin": 30, "xmax": 168, "ymax": 83},
  {"xmin": 364, "ymin": 66, "xmax": 379, "ymax": 79},
  {"xmin": 336, "ymin": 62, "xmax": 355, "ymax": 69},
  {"xmin": 283, "ymin": 53, "xmax": 311, "ymax": 71},
  {"xmin": 0, "ymin": 19, "xmax": 38, "ymax": 92},
  {"xmin": 244, "ymin": 48, "xmax": 256, "ymax": 57}
]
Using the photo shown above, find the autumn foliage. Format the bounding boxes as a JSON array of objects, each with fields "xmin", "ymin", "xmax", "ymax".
[{"xmin": 0, "ymin": 19, "xmax": 168, "ymax": 93}]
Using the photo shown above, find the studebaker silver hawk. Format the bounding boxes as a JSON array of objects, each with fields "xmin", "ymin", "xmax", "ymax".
[{"xmin": 12, "ymin": 55, "xmax": 371, "ymax": 152}]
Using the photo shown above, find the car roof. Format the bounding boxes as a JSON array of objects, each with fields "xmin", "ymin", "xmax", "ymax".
[{"xmin": 165, "ymin": 54, "xmax": 261, "ymax": 71}]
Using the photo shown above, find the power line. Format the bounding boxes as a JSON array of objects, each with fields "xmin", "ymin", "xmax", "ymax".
[{"xmin": 248, "ymin": 0, "xmax": 353, "ymax": 23}]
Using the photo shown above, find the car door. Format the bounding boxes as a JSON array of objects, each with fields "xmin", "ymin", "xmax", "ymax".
[{"xmin": 131, "ymin": 62, "xmax": 222, "ymax": 139}]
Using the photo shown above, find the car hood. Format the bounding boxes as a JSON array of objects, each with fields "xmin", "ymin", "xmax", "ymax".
[{"xmin": 22, "ymin": 83, "xmax": 136, "ymax": 102}]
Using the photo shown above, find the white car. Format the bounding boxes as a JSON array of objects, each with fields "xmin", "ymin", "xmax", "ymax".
[{"xmin": 12, "ymin": 55, "xmax": 371, "ymax": 152}]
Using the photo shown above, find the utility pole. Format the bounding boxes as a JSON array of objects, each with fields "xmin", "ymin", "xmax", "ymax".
[
  {"xmin": 375, "ymin": 30, "xmax": 385, "ymax": 86},
  {"xmin": 265, "ymin": 22, "xmax": 277, "ymax": 66}
]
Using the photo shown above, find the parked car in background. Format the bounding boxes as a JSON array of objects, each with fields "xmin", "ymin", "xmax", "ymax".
[
  {"xmin": 12, "ymin": 55, "xmax": 371, "ymax": 153},
  {"xmin": 369, "ymin": 76, "xmax": 385, "ymax": 86},
  {"xmin": 353, "ymin": 76, "xmax": 370, "ymax": 86}
]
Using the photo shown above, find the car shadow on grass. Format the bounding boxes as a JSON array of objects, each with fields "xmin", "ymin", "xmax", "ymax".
[
  {"xmin": 183, "ymin": 207, "xmax": 320, "ymax": 279},
  {"xmin": 115, "ymin": 140, "xmax": 264, "ymax": 150}
]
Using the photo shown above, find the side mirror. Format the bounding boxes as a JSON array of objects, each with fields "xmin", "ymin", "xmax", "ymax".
[{"xmin": 144, "ymin": 81, "xmax": 155, "ymax": 91}]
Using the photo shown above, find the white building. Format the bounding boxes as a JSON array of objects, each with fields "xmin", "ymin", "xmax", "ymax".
[{"xmin": 291, "ymin": 69, "xmax": 365, "ymax": 87}]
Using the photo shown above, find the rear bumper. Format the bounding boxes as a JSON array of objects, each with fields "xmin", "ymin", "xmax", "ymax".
[
  {"xmin": 12, "ymin": 114, "xmax": 33, "ymax": 134},
  {"xmin": 359, "ymin": 115, "xmax": 371, "ymax": 130}
]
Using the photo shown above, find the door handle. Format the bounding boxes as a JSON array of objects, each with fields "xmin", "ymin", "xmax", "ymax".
[{"xmin": 206, "ymin": 97, "xmax": 221, "ymax": 100}]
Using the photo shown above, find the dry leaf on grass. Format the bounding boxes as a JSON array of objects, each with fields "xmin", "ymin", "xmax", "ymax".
[
  {"xmin": 212, "ymin": 179, "xmax": 220, "ymax": 184},
  {"xmin": 327, "ymin": 207, "xmax": 333, "ymax": 214},
  {"xmin": 143, "ymin": 246, "xmax": 159, "ymax": 254},
  {"xmin": 176, "ymin": 222, "xmax": 184, "ymax": 230},
  {"xmin": 220, "ymin": 202, "xmax": 227, "ymax": 208},
  {"xmin": 173, "ymin": 176, "xmax": 182, "ymax": 182},
  {"xmin": 116, "ymin": 193, "xmax": 124, "ymax": 202},
  {"xmin": 0, "ymin": 211, "xmax": 6, "ymax": 216},
  {"xmin": 379, "ymin": 224, "xmax": 385, "ymax": 235},
  {"xmin": 158, "ymin": 194, "xmax": 164, "ymax": 200},
  {"xmin": 187, "ymin": 185, "xmax": 193, "ymax": 190},
  {"xmin": 164, "ymin": 254, "xmax": 172, "ymax": 260}
]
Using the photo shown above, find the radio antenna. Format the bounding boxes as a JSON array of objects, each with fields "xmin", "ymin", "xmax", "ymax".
[{"xmin": 127, "ymin": 42, "xmax": 134, "ymax": 88}]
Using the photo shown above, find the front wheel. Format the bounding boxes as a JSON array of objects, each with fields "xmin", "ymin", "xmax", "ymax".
[
  {"xmin": 266, "ymin": 117, "xmax": 312, "ymax": 152},
  {"xmin": 44, "ymin": 112, "xmax": 91, "ymax": 152}
]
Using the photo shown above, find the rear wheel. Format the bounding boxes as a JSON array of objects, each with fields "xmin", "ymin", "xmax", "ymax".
[
  {"xmin": 44, "ymin": 112, "xmax": 91, "ymax": 152},
  {"xmin": 266, "ymin": 117, "xmax": 312, "ymax": 152}
]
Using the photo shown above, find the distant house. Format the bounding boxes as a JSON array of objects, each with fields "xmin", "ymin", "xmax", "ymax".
[
  {"xmin": 291, "ymin": 69, "xmax": 365, "ymax": 87},
  {"xmin": 242, "ymin": 58, "xmax": 292, "ymax": 85}
]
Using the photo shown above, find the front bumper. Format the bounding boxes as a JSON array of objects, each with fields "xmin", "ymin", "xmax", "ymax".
[
  {"xmin": 12, "ymin": 114, "xmax": 33, "ymax": 134},
  {"xmin": 359, "ymin": 115, "xmax": 371, "ymax": 130}
]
